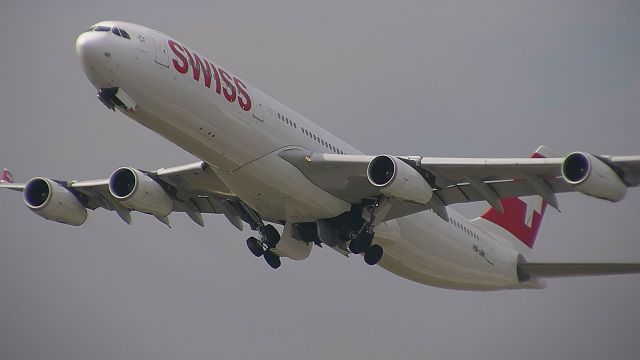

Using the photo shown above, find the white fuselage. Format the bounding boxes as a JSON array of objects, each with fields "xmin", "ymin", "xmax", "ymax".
[{"xmin": 77, "ymin": 21, "xmax": 533, "ymax": 291}]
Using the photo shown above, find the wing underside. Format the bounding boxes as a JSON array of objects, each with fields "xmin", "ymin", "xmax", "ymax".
[
  {"xmin": 0, "ymin": 161, "xmax": 251, "ymax": 230},
  {"xmin": 279, "ymin": 147, "xmax": 640, "ymax": 221}
]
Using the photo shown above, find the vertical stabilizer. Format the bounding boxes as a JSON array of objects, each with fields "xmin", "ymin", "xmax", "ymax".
[
  {"xmin": 479, "ymin": 196, "xmax": 547, "ymax": 249},
  {"xmin": 472, "ymin": 146, "xmax": 558, "ymax": 251}
]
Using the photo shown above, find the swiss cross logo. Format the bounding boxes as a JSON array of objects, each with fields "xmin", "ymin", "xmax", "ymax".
[
  {"xmin": 479, "ymin": 149, "xmax": 550, "ymax": 248},
  {"xmin": 481, "ymin": 197, "xmax": 547, "ymax": 248}
]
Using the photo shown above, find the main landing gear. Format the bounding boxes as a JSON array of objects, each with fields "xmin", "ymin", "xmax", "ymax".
[
  {"xmin": 347, "ymin": 227, "xmax": 384, "ymax": 266},
  {"xmin": 246, "ymin": 224, "xmax": 282, "ymax": 269},
  {"xmin": 345, "ymin": 197, "xmax": 390, "ymax": 266},
  {"xmin": 347, "ymin": 198, "xmax": 391, "ymax": 265}
]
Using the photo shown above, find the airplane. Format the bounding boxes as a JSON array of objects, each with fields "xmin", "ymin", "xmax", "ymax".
[{"xmin": 2, "ymin": 21, "xmax": 640, "ymax": 291}]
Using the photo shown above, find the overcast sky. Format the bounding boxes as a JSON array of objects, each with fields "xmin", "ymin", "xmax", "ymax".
[{"xmin": 1, "ymin": 1, "xmax": 640, "ymax": 359}]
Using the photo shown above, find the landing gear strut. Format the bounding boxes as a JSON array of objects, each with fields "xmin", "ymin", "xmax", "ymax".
[
  {"xmin": 346, "ymin": 198, "xmax": 390, "ymax": 265},
  {"xmin": 245, "ymin": 224, "xmax": 282, "ymax": 269},
  {"xmin": 348, "ymin": 230, "xmax": 373, "ymax": 254}
]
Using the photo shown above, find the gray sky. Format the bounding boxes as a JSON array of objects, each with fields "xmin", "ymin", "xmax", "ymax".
[{"xmin": 1, "ymin": 1, "xmax": 640, "ymax": 359}]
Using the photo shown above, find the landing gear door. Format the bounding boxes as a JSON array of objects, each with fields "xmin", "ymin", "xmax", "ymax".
[{"xmin": 150, "ymin": 31, "xmax": 169, "ymax": 67}]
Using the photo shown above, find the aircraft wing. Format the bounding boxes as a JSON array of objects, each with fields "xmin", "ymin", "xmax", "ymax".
[
  {"xmin": 279, "ymin": 147, "xmax": 640, "ymax": 221},
  {"xmin": 0, "ymin": 162, "xmax": 247, "ymax": 229}
]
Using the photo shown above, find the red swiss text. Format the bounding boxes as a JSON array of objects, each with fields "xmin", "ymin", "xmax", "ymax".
[{"xmin": 168, "ymin": 39, "xmax": 252, "ymax": 112}]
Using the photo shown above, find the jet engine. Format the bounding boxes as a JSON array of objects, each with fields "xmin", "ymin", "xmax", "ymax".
[
  {"xmin": 109, "ymin": 167, "xmax": 173, "ymax": 216},
  {"xmin": 367, "ymin": 155, "xmax": 433, "ymax": 204},
  {"xmin": 271, "ymin": 222, "xmax": 313, "ymax": 260},
  {"xmin": 562, "ymin": 152, "xmax": 627, "ymax": 202},
  {"xmin": 23, "ymin": 177, "xmax": 87, "ymax": 226}
]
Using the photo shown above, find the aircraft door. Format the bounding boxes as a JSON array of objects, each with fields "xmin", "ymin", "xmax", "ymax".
[
  {"xmin": 251, "ymin": 89, "xmax": 268, "ymax": 125},
  {"xmin": 150, "ymin": 31, "xmax": 170, "ymax": 67}
]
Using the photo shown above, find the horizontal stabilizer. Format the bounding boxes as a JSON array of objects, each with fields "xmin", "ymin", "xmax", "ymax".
[{"xmin": 518, "ymin": 263, "xmax": 640, "ymax": 280}]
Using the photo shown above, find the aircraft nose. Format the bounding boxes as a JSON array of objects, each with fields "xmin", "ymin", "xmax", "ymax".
[
  {"xmin": 76, "ymin": 30, "xmax": 112, "ymax": 87},
  {"xmin": 76, "ymin": 31, "xmax": 104, "ymax": 67}
]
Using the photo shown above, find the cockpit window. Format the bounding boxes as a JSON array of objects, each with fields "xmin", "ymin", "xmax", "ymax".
[
  {"xmin": 119, "ymin": 29, "xmax": 130, "ymax": 39},
  {"xmin": 87, "ymin": 25, "xmax": 131, "ymax": 40}
]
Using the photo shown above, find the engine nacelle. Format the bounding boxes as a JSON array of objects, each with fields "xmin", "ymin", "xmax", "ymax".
[
  {"xmin": 23, "ymin": 177, "xmax": 87, "ymax": 226},
  {"xmin": 562, "ymin": 152, "xmax": 627, "ymax": 202},
  {"xmin": 367, "ymin": 155, "xmax": 433, "ymax": 204},
  {"xmin": 271, "ymin": 222, "xmax": 313, "ymax": 260},
  {"xmin": 109, "ymin": 167, "xmax": 173, "ymax": 216}
]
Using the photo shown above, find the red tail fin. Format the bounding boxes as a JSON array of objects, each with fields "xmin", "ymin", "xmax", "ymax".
[
  {"xmin": 0, "ymin": 169, "xmax": 13, "ymax": 183},
  {"xmin": 480, "ymin": 197, "xmax": 547, "ymax": 248},
  {"xmin": 478, "ymin": 150, "xmax": 549, "ymax": 249}
]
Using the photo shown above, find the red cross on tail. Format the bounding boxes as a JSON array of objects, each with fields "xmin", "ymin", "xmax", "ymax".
[{"xmin": 478, "ymin": 149, "xmax": 549, "ymax": 249}]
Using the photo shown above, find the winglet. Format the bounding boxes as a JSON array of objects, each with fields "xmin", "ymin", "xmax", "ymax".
[{"xmin": 1, "ymin": 169, "xmax": 14, "ymax": 183}]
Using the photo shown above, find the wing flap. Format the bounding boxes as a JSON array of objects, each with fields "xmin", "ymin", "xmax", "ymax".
[
  {"xmin": 434, "ymin": 177, "xmax": 573, "ymax": 206},
  {"xmin": 420, "ymin": 157, "xmax": 563, "ymax": 188}
]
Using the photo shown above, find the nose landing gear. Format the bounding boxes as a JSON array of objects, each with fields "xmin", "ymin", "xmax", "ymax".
[{"xmin": 246, "ymin": 224, "xmax": 282, "ymax": 269}]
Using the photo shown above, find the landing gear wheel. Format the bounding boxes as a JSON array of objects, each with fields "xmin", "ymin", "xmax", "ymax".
[
  {"xmin": 262, "ymin": 224, "xmax": 281, "ymax": 248},
  {"xmin": 348, "ymin": 232, "xmax": 374, "ymax": 254},
  {"xmin": 364, "ymin": 244, "xmax": 383, "ymax": 265},
  {"xmin": 263, "ymin": 250, "xmax": 281, "ymax": 269},
  {"xmin": 348, "ymin": 238, "xmax": 365, "ymax": 254},
  {"xmin": 246, "ymin": 237, "xmax": 264, "ymax": 257}
]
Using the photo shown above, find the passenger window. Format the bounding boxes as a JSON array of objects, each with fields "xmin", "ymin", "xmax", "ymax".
[{"xmin": 120, "ymin": 29, "xmax": 131, "ymax": 39}]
